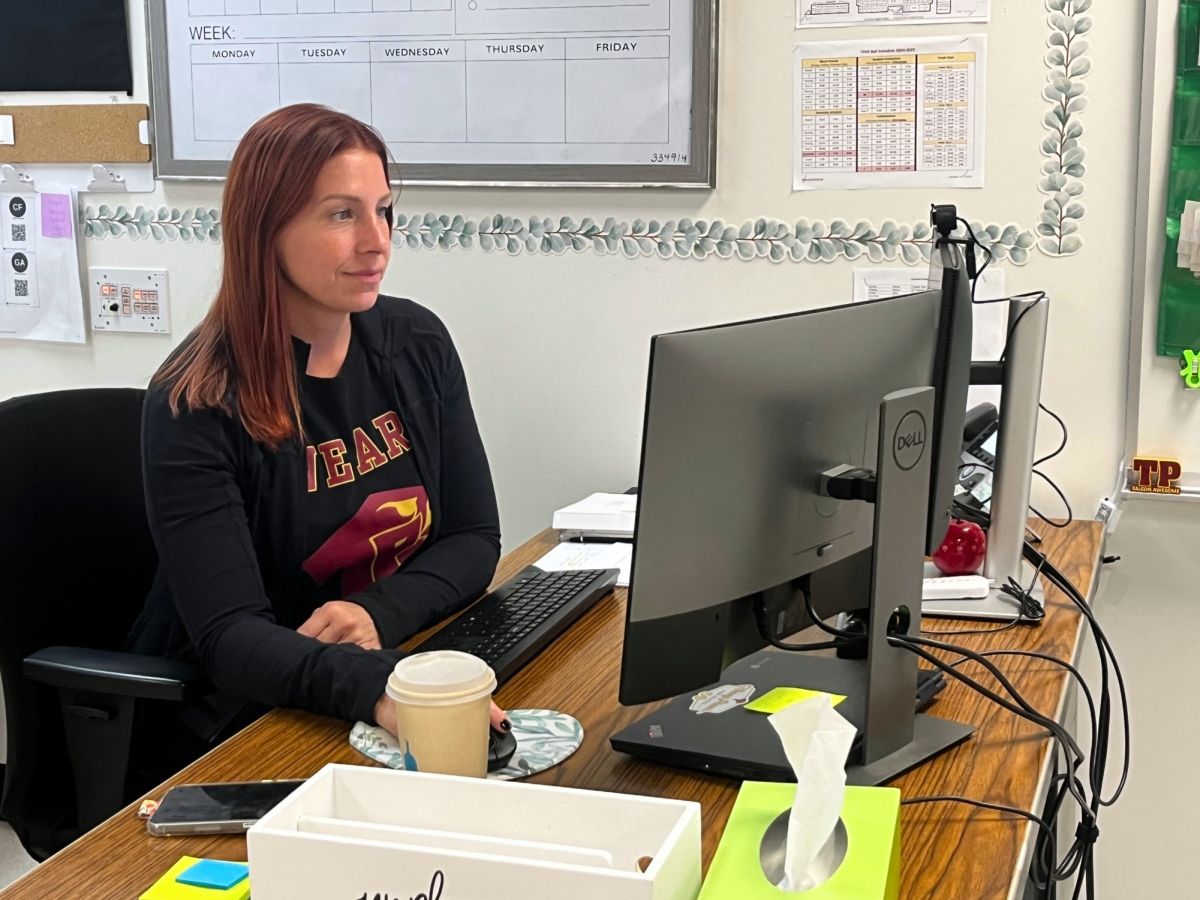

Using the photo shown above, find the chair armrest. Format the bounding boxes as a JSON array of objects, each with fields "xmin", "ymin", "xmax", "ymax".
[{"xmin": 23, "ymin": 647, "xmax": 207, "ymax": 702}]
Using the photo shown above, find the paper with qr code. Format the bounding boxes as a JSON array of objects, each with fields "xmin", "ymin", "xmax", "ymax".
[
  {"xmin": 4, "ymin": 249, "xmax": 38, "ymax": 307},
  {"xmin": 2, "ymin": 194, "xmax": 34, "ymax": 248},
  {"xmin": 0, "ymin": 190, "xmax": 84, "ymax": 343}
]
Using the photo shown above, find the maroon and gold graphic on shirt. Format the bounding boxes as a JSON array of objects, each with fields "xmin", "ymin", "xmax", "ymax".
[
  {"xmin": 306, "ymin": 409, "xmax": 412, "ymax": 492},
  {"xmin": 302, "ymin": 487, "xmax": 432, "ymax": 597}
]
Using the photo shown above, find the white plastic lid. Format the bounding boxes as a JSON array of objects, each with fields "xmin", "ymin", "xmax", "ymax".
[{"xmin": 386, "ymin": 651, "xmax": 496, "ymax": 706}]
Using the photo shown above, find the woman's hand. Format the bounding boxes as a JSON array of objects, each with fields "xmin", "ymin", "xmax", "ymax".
[
  {"xmin": 373, "ymin": 695, "xmax": 510, "ymax": 738},
  {"xmin": 298, "ymin": 601, "xmax": 381, "ymax": 649},
  {"xmin": 490, "ymin": 702, "xmax": 511, "ymax": 733},
  {"xmin": 374, "ymin": 691, "xmax": 398, "ymax": 736}
]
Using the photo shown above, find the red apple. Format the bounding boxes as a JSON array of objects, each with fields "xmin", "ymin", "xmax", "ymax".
[{"xmin": 932, "ymin": 519, "xmax": 987, "ymax": 576}]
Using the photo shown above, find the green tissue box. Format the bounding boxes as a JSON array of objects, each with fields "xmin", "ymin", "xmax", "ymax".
[{"xmin": 699, "ymin": 782, "xmax": 900, "ymax": 900}]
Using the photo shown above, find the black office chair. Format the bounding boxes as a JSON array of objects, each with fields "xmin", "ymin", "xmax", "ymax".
[{"xmin": 0, "ymin": 389, "xmax": 204, "ymax": 859}]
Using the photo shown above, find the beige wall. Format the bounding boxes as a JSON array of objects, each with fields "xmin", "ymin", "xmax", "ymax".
[{"xmin": 0, "ymin": 0, "xmax": 1144, "ymax": 557}]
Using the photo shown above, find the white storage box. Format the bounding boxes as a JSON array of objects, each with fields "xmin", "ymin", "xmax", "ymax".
[{"xmin": 248, "ymin": 764, "xmax": 702, "ymax": 900}]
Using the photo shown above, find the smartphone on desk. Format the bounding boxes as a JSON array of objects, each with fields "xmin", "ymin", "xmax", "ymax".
[{"xmin": 146, "ymin": 780, "xmax": 305, "ymax": 836}]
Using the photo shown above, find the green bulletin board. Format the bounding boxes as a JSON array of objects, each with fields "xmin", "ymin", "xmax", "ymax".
[{"xmin": 1159, "ymin": 0, "xmax": 1200, "ymax": 356}]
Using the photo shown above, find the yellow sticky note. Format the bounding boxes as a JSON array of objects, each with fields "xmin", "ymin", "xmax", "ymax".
[
  {"xmin": 744, "ymin": 687, "xmax": 846, "ymax": 714},
  {"xmin": 140, "ymin": 858, "xmax": 250, "ymax": 900}
]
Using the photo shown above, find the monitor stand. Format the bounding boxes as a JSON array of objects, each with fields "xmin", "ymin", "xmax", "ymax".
[
  {"xmin": 610, "ymin": 387, "xmax": 976, "ymax": 786},
  {"xmin": 846, "ymin": 386, "xmax": 975, "ymax": 780},
  {"xmin": 713, "ymin": 650, "xmax": 974, "ymax": 786},
  {"xmin": 755, "ymin": 385, "xmax": 974, "ymax": 785}
]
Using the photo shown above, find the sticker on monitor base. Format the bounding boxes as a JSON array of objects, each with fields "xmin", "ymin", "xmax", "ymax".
[{"xmin": 689, "ymin": 684, "xmax": 756, "ymax": 714}]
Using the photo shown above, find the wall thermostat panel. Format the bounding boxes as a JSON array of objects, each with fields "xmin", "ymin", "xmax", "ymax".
[{"xmin": 89, "ymin": 267, "xmax": 169, "ymax": 334}]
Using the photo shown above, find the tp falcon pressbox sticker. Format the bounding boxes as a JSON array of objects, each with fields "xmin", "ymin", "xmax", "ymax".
[{"xmin": 689, "ymin": 684, "xmax": 755, "ymax": 714}]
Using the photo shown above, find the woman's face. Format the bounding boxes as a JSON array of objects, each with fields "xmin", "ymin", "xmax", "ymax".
[{"xmin": 276, "ymin": 147, "xmax": 392, "ymax": 315}]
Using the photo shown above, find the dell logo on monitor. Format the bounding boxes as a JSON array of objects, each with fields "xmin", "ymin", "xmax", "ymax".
[{"xmin": 892, "ymin": 411, "xmax": 927, "ymax": 471}]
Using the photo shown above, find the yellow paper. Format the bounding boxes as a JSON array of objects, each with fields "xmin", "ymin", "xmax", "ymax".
[
  {"xmin": 744, "ymin": 687, "xmax": 846, "ymax": 714},
  {"xmin": 140, "ymin": 857, "xmax": 250, "ymax": 900}
]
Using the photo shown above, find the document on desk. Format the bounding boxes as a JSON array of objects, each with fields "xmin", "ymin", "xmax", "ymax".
[
  {"xmin": 794, "ymin": 35, "xmax": 986, "ymax": 191},
  {"xmin": 797, "ymin": 0, "xmax": 990, "ymax": 29},
  {"xmin": 534, "ymin": 542, "xmax": 633, "ymax": 587}
]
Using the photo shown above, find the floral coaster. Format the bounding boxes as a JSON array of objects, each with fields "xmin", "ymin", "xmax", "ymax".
[{"xmin": 349, "ymin": 709, "xmax": 584, "ymax": 781}]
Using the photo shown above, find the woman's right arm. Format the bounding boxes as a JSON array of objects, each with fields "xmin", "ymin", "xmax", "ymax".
[{"xmin": 142, "ymin": 391, "xmax": 394, "ymax": 724}]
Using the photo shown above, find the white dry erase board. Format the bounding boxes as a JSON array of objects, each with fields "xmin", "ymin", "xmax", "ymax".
[{"xmin": 146, "ymin": 0, "xmax": 717, "ymax": 188}]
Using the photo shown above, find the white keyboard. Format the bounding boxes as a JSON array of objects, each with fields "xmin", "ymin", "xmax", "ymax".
[{"xmin": 922, "ymin": 575, "xmax": 990, "ymax": 600}]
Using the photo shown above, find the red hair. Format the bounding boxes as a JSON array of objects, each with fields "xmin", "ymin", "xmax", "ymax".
[{"xmin": 156, "ymin": 104, "xmax": 393, "ymax": 448}]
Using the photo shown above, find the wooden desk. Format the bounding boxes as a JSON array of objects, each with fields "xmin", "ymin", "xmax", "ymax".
[{"xmin": 0, "ymin": 521, "xmax": 1102, "ymax": 900}]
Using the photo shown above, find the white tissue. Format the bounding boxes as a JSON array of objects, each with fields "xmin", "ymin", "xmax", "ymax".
[{"xmin": 768, "ymin": 695, "xmax": 857, "ymax": 892}]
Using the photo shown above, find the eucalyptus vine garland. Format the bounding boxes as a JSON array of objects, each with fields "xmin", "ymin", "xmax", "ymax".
[
  {"xmin": 80, "ymin": 2, "xmax": 1088, "ymax": 264},
  {"xmin": 78, "ymin": 203, "xmax": 1034, "ymax": 266},
  {"xmin": 391, "ymin": 213, "xmax": 1035, "ymax": 265},
  {"xmin": 1037, "ymin": 0, "xmax": 1092, "ymax": 257},
  {"xmin": 83, "ymin": 204, "xmax": 221, "ymax": 242}
]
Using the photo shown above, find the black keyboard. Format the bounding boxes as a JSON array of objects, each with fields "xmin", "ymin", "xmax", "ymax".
[{"xmin": 413, "ymin": 566, "xmax": 620, "ymax": 685}]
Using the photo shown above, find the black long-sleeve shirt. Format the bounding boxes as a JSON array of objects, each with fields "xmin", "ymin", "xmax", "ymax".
[{"xmin": 127, "ymin": 297, "xmax": 501, "ymax": 740}]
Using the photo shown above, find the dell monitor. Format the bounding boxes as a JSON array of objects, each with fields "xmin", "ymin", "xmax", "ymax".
[{"xmin": 614, "ymin": 238, "xmax": 975, "ymax": 783}]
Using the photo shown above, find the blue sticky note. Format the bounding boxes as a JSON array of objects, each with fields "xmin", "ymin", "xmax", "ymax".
[{"xmin": 175, "ymin": 860, "xmax": 249, "ymax": 891}]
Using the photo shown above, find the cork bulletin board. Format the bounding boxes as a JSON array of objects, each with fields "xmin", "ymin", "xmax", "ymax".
[{"xmin": 0, "ymin": 105, "xmax": 150, "ymax": 165}]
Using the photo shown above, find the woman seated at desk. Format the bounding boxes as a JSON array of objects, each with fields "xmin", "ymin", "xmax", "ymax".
[{"xmin": 126, "ymin": 104, "xmax": 506, "ymax": 781}]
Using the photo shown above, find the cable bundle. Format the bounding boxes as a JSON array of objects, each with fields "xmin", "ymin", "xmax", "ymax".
[
  {"xmin": 762, "ymin": 545, "xmax": 1126, "ymax": 899},
  {"xmin": 756, "ymin": 222, "xmax": 1128, "ymax": 897}
]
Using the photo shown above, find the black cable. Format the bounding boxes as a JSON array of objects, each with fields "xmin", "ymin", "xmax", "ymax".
[
  {"xmin": 768, "ymin": 598, "xmax": 1094, "ymax": 815},
  {"xmin": 1035, "ymin": 402, "xmax": 1069, "ymax": 467},
  {"xmin": 957, "ymin": 218, "xmax": 995, "ymax": 303},
  {"xmin": 1031, "ymin": 469, "xmax": 1073, "ymax": 529},
  {"xmin": 952, "ymin": 221, "xmax": 1069, "ymax": 542},
  {"xmin": 756, "ymin": 509, "xmax": 1124, "ymax": 897},
  {"xmin": 955, "ymin": 454, "xmax": 1072, "ymax": 533},
  {"xmin": 753, "ymin": 595, "xmax": 861, "ymax": 653},
  {"xmin": 920, "ymin": 615, "xmax": 1026, "ymax": 637},
  {"xmin": 955, "ymin": 501, "xmax": 1129, "ymax": 813},
  {"xmin": 1023, "ymin": 543, "xmax": 1130, "ymax": 899},
  {"xmin": 951, "ymin": 497, "xmax": 991, "ymax": 530},
  {"xmin": 891, "ymin": 631, "xmax": 1097, "ymax": 828},
  {"xmin": 803, "ymin": 587, "xmax": 861, "ymax": 639},
  {"xmin": 998, "ymin": 553, "xmax": 1047, "ymax": 619},
  {"xmin": 895, "ymin": 634, "xmax": 1086, "ymax": 759},
  {"xmin": 947, "ymin": 649, "xmax": 1099, "ymax": 772},
  {"xmin": 1029, "ymin": 401, "xmax": 1072, "ymax": 536},
  {"xmin": 900, "ymin": 796, "xmax": 1058, "ymax": 891},
  {"xmin": 764, "ymin": 606, "xmax": 1108, "ymax": 896},
  {"xmin": 1024, "ymin": 544, "xmax": 1130, "ymax": 807},
  {"xmin": 894, "ymin": 631, "xmax": 1101, "ymax": 895},
  {"xmin": 921, "ymin": 554, "xmax": 1044, "ymax": 636},
  {"xmin": 889, "ymin": 633, "xmax": 1091, "ymax": 816}
]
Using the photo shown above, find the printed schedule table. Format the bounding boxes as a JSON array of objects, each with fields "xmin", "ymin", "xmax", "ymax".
[
  {"xmin": 793, "ymin": 35, "xmax": 985, "ymax": 190},
  {"xmin": 857, "ymin": 53, "xmax": 916, "ymax": 173},
  {"xmin": 798, "ymin": 57, "xmax": 858, "ymax": 173},
  {"xmin": 920, "ymin": 52, "xmax": 972, "ymax": 169}
]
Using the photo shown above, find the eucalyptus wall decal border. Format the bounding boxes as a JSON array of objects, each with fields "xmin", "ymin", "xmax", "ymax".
[
  {"xmin": 83, "ymin": 205, "xmax": 220, "ymax": 242},
  {"xmin": 81, "ymin": 204, "xmax": 1035, "ymax": 266},
  {"xmin": 390, "ymin": 214, "xmax": 1036, "ymax": 265},
  {"xmin": 1037, "ymin": 0, "xmax": 1092, "ymax": 257},
  {"xmin": 82, "ymin": 0, "xmax": 1090, "ymax": 264}
]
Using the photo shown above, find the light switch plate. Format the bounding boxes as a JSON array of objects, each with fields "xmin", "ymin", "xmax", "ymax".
[{"xmin": 88, "ymin": 267, "xmax": 169, "ymax": 334}]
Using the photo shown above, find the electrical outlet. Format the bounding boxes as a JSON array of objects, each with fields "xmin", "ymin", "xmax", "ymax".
[{"xmin": 88, "ymin": 267, "xmax": 169, "ymax": 334}]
